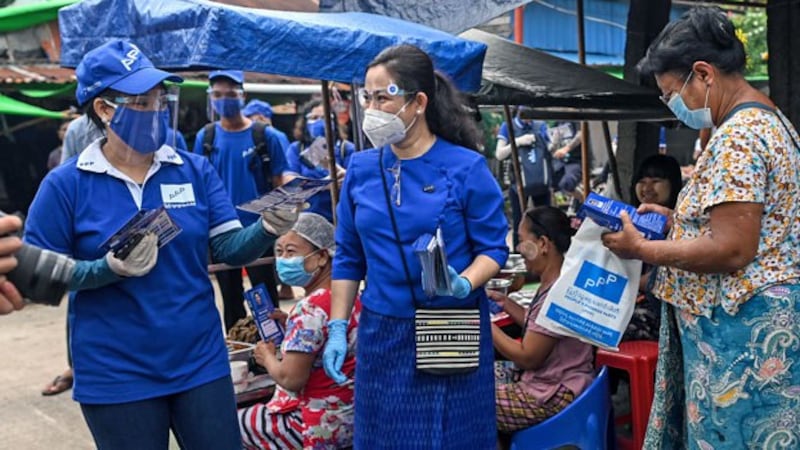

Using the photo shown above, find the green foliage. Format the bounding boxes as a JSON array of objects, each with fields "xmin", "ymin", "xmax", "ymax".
[{"xmin": 730, "ymin": 8, "xmax": 768, "ymax": 78}]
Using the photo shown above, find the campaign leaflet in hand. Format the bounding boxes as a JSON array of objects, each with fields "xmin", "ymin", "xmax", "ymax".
[
  {"xmin": 412, "ymin": 226, "xmax": 453, "ymax": 298},
  {"xmin": 99, "ymin": 206, "xmax": 182, "ymax": 258},
  {"xmin": 237, "ymin": 177, "xmax": 332, "ymax": 214},
  {"xmin": 244, "ymin": 283, "xmax": 284, "ymax": 345},
  {"xmin": 300, "ymin": 137, "xmax": 329, "ymax": 169}
]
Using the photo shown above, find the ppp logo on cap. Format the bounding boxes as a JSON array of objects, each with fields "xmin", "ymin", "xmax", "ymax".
[
  {"xmin": 574, "ymin": 260, "xmax": 627, "ymax": 304},
  {"xmin": 120, "ymin": 43, "xmax": 142, "ymax": 71}
]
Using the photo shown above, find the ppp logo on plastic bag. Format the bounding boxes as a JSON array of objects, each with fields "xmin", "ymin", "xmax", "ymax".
[{"xmin": 574, "ymin": 261, "xmax": 627, "ymax": 304}]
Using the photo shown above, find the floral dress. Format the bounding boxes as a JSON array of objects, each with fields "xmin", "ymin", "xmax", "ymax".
[
  {"xmin": 239, "ymin": 289, "xmax": 361, "ymax": 449},
  {"xmin": 645, "ymin": 105, "xmax": 800, "ymax": 449}
]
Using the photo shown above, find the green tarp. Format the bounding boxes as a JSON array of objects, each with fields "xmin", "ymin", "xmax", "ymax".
[
  {"xmin": 0, "ymin": 0, "xmax": 78, "ymax": 33},
  {"xmin": 0, "ymin": 94, "xmax": 65, "ymax": 118}
]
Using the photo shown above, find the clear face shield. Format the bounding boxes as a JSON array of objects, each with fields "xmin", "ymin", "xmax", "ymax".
[
  {"xmin": 206, "ymin": 85, "xmax": 245, "ymax": 123},
  {"xmin": 102, "ymin": 85, "xmax": 179, "ymax": 155},
  {"xmin": 355, "ymin": 83, "xmax": 416, "ymax": 149}
]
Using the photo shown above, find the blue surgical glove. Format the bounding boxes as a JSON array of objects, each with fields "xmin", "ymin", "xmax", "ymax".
[
  {"xmin": 447, "ymin": 266, "xmax": 473, "ymax": 299},
  {"xmin": 323, "ymin": 319, "xmax": 349, "ymax": 385}
]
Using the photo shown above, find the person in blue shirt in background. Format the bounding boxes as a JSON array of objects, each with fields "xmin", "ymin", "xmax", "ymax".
[
  {"xmin": 23, "ymin": 40, "xmax": 299, "ymax": 450},
  {"xmin": 495, "ymin": 107, "xmax": 552, "ymax": 248},
  {"xmin": 194, "ymin": 70, "xmax": 293, "ymax": 330},
  {"xmin": 323, "ymin": 44, "xmax": 509, "ymax": 449},
  {"xmin": 284, "ymin": 99, "xmax": 355, "ymax": 222},
  {"xmin": 242, "ymin": 99, "xmax": 291, "ymax": 150}
]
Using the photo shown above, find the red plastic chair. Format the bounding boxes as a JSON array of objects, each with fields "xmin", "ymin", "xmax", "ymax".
[{"xmin": 595, "ymin": 340, "xmax": 659, "ymax": 450}]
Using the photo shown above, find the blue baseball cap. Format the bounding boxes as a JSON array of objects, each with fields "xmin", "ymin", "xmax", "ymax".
[
  {"xmin": 75, "ymin": 40, "xmax": 182, "ymax": 106},
  {"xmin": 242, "ymin": 99, "xmax": 273, "ymax": 118},
  {"xmin": 209, "ymin": 70, "xmax": 244, "ymax": 85}
]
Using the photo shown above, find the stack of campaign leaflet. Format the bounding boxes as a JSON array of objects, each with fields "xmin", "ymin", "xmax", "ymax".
[
  {"xmin": 237, "ymin": 176, "xmax": 332, "ymax": 214},
  {"xmin": 100, "ymin": 206, "xmax": 181, "ymax": 259},
  {"xmin": 413, "ymin": 226, "xmax": 453, "ymax": 298}
]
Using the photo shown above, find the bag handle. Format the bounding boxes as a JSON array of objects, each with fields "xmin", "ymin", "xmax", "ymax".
[{"xmin": 379, "ymin": 148, "xmax": 420, "ymax": 307}]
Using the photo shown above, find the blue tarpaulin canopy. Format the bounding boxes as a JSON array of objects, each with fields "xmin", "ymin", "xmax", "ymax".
[{"xmin": 58, "ymin": 0, "xmax": 487, "ymax": 92}]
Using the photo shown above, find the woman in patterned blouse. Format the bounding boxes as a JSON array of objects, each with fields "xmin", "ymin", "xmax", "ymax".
[
  {"xmin": 238, "ymin": 213, "xmax": 361, "ymax": 449},
  {"xmin": 603, "ymin": 6, "xmax": 800, "ymax": 449}
]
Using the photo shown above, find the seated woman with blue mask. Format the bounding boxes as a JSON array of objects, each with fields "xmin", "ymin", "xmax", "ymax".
[{"xmin": 238, "ymin": 212, "xmax": 361, "ymax": 450}]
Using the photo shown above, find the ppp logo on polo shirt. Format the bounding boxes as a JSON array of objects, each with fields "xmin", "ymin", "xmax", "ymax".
[
  {"xmin": 160, "ymin": 184, "xmax": 196, "ymax": 209},
  {"xmin": 574, "ymin": 260, "xmax": 627, "ymax": 304}
]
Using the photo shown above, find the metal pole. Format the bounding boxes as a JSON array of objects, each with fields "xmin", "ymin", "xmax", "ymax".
[
  {"xmin": 321, "ymin": 81, "xmax": 340, "ymax": 225},
  {"xmin": 514, "ymin": 7, "xmax": 525, "ymax": 44},
  {"xmin": 351, "ymin": 81, "xmax": 364, "ymax": 151},
  {"xmin": 602, "ymin": 121, "xmax": 623, "ymax": 199},
  {"xmin": 576, "ymin": 0, "xmax": 591, "ymax": 201},
  {"xmin": 503, "ymin": 105, "xmax": 526, "ymax": 212}
]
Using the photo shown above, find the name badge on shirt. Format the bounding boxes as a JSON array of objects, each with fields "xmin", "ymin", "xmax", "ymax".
[{"xmin": 161, "ymin": 183, "xmax": 196, "ymax": 208}]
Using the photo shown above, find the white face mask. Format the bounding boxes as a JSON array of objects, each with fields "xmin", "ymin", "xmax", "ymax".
[{"xmin": 362, "ymin": 101, "xmax": 416, "ymax": 148}]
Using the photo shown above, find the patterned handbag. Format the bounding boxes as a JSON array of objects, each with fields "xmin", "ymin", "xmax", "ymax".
[{"xmin": 379, "ymin": 149, "xmax": 480, "ymax": 375}]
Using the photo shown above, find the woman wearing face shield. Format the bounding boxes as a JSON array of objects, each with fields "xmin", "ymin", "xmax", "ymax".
[
  {"xmin": 23, "ymin": 40, "xmax": 298, "ymax": 450},
  {"xmin": 323, "ymin": 45, "xmax": 509, "ymax": 448},
  {"xmin": 284, "ymin": 99, "xmax": 355, "ymax": 222},
  {"xmin": 601, "ymin": 7, "xmax": 800, "ymax": 448},
  {"xmin": 238, "ymin": 212, "xmax": 360, "ymax": 449}
]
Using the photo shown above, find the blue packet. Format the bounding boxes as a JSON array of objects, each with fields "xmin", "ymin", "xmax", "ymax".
[{"xmin": 578, "ymin": 192, "xmax": 668, "ymax": 240}]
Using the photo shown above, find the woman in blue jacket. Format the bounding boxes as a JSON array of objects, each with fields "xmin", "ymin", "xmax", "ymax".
[
  {"xmin": 323, "ymin": 44, "xmax": 509, "ymax": 449},
  {"xmin": 23, "ymin": 40, "xmax": 297, "ymax": 450}
]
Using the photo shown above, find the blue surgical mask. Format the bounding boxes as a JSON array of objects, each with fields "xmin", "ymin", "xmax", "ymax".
[
  {"xmin": 212, "ymin": 98, "xmax": 244, "ymax": 118},
  {"xmin": 106, "ymin": 103, "xmax": 169, "ymax": 154},
  {"xmin": 276, "ymin": 253, "xmax": 319, "ymax": 287},
  {"xmin": 666, "ymin": 73, "xmax": 713, "ymax": 130},
  {"xmin": 306, "ymin": 119, "xmax": 326, "ymax": 139}
]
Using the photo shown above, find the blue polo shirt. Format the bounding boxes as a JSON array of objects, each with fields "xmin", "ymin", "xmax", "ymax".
[
  {"xmin": 24, "ymin": 142, "xmax": 242, "ymax": 404},
  {"xmin": 285, "ymin": 139, "xmax": 355, "ymax": 222},
  {"xmin": 497, "ymin": 117, "xmax": 550, "ymax": 145},
  {"xmin": 193, "ymin": 122, "xmax": 289, "ymax": 226},
  {"xmin": 333, "ymin": 138, "xmax": 509, "ymax": 318}
]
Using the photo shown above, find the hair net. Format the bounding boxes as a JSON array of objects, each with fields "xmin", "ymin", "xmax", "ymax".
[{"xmin": 291, "ymin": 212, "xmax": 336, "ymax": 255}]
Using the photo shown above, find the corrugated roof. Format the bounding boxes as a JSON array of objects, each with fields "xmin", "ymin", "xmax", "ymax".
[{"xmin": 0, "ymin": 65, "xmax": 318, "ymax": 86}]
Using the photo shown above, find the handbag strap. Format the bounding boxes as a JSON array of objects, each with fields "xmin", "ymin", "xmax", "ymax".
[{"xmin": 379, "ymin": 148, "xmax": 419, "ymax": 307}]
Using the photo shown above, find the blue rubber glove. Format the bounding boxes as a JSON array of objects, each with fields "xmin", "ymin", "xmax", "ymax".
[
  {"xmin": 323, "ymin": 319, "xmax": 349, "ymax": 385},
  {"xmin": 447, "ymin": 266, "xmax": 473, "ymax": 299}
]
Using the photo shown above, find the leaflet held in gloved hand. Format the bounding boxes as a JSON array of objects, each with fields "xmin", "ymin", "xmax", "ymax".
[
  {"xmin": 413, "ymin": 226, "xmax": 453, "ymax": 298},
  {"xmin": 237, "ymin": 177, "xmax": 332, "ymax": 213},
  {"xmin": 100, "ymin": 206, "xmax": 182, "ymax": 259}
]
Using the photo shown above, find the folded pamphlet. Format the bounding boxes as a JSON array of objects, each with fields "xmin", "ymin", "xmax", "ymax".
[
  {"xmin": 237, "ymin": 177, "xmax": 332, "ymax": 213},
  {"xmin": 244, "ymin": 283, "xmax": 284, "ymax": 345},
  {"xmin": 413, "ymin": 226, "xmax": 453, "ymax": 298},
  {"xmin": 100, "ymin": 206, "xmax": 182, "ymax": 259}
]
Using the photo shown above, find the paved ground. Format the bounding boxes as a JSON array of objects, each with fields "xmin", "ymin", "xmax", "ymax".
[{"xmin": 0, "ymin": 277, "xmax": 296, "ymax": 449}]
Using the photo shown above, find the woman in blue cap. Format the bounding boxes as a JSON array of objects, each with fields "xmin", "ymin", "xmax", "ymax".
[
  {"xmin": 323, "ymin": 44, "xmax": 509, "ymax": 449},
  {"xmin": 23, "ymin": 40, "xmax": 298, "ymax": 450}
]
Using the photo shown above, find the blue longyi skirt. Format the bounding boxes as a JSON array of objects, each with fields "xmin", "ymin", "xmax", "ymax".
[{"xmin": 354, "ymin": 302, "xmax": 496, "ymax": 450}]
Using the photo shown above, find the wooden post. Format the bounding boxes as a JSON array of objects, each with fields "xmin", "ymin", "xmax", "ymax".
[
  {"xmin": 503, "ymin": 104, "xmax": 526, "ymax": 212},
  {"xmin": 576, "ymin": 0, "xmax": 591, "ymax": 201},
  {"xmin": 321, "ymin": 81, "xmax": 340, "ymax": 225}
]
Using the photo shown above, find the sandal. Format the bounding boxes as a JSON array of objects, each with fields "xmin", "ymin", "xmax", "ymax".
[{"xmin": 41, "ymin": 374, "xmax": 73, "ymax": 396}]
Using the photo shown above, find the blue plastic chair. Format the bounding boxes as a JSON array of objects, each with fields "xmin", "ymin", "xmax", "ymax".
[{"xmin": 510, "ymin": 366, "xmax": 613, "ymax": 450}]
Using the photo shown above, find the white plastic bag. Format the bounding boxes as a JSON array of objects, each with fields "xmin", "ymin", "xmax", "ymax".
[{"xmin": 535, "ymin": 219, "xmax": 641, "ymax": 350}]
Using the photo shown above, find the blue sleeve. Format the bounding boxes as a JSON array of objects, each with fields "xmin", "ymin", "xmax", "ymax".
[
  {"xmin": 285, "ymin": 142, "xmax": 302, "ymax": 174},
  {"xmin": 538, "ymin": 122, "xmax": 551, "ymax": 145},
  {"xmin": 201, "ymin": 157, "xmax": 242, "ymax": 237},
  {"xmin": 497, "ymin": 122, "xmax": 509, "ymax": 141},
  {"xmin": 24, "ymin": 174, "xmax": 74, "ymax": 257},
  {"xmin": 265, "ymin": 128, "xmax": 288, "ymax": 176},
  {"xmin": 338, "ymin": 141, "xmax": 356, "ymax": 169},
  {"xmin": 277, "ymin": 131, "xmax": 290, "ymax": 151},
  {"xmin": 463, "ymin": 158, "xmax": 509, "ymax": 267},
  {"xmin": 209, "ymin": 220, "xmax": 276, "ymax": 266},
  {"xmin": 69, "ymin": 258, "xmax": 122, "ymax": 290},
  {"xmin": 192, "ymin": 127, "xmax": 205, "ymax": 155},
  {"xmin": 174, "ymin": 130, "xmax": 188, "ymax": 152},
  {"xmin": 332, "ymin": 157, "xmax": 366, "ymax": 281}
]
